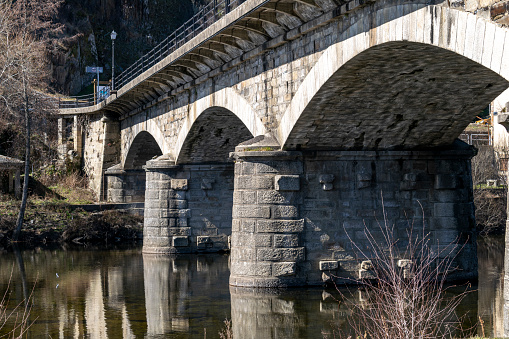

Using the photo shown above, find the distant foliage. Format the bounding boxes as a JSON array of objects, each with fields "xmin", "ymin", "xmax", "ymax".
[{"xmin": 471, "ymin": 146, "xmax": 506, "ymax": 234}]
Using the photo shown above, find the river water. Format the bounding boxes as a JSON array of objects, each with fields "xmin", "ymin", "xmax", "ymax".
[{"xmin": 0, "ymin": 235, "xmax": 504, "ymax": 338}]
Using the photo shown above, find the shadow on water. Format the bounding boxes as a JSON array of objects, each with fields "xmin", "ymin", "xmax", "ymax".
[{"xmin": 0, "ymin": 235, "xmax": 504, "ymax": 338}]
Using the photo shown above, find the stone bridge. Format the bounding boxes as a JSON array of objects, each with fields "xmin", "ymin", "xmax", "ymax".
[{"xmin": 59, "ymin": 0, "xmax": 509, "ymax": 302}]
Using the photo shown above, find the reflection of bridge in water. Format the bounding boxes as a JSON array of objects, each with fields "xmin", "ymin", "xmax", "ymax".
[
  {"xmin": 57, "ymin": 0, "xmax": 509, "ymax": 333},
  {"xmin": 3, "ymin": 249, "xmax": 500, "ymax": 338}
]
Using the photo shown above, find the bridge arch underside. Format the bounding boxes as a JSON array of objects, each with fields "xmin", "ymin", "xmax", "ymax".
[
  {"xmin": 107, "ymin": 131, "xmax": 163, "ymax": 203},
  {"xmin": 143, "ymin": 108, "xmax": 254, "ymax": 254},
  {"xmin": 284, "ymin": 41, "xmax": 509, "ymax": 151},
  {"xmin": 177, "ymin": 107, "xmax": 253, "ymax": 164}
]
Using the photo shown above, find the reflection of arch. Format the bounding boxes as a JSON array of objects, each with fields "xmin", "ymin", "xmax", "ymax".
[
  {"xmin": 277, "ymin": 5, "xmax": 509, "ymax": 150},
  {"xmin": 124, "ymin": 131, "xmax": 163, "ymax": 169},
  {"xmin": 177, "ymin": 106, "xmax": 254, "ymax": 164},
  {"xmin": 174, "ymin": 87, "xmax": 266, "ymax": 162}
]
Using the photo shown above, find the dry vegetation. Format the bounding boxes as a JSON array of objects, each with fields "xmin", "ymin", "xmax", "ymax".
[
  {"xmin": 471, "ymin": 145, "xmax": 506, "ymax": 235},
  {"xmin": 0, "ymin": 170, "xmax": 142, "ymax": 247},
  {"xmin": 326, "ymin": 204, "xmax": 471, "ymax": 339}
]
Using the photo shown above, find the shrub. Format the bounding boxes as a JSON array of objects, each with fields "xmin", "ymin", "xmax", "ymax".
[{"xmin": 330, "ymin": 203, "xmax": 471, "ymax": 339}]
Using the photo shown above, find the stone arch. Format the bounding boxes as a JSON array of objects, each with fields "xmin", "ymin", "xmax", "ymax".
[
  {"xmin": 122, "ymin": 120, "xmax": 169, "ymax": 168},
  {"xmin": 174, "ymin": 87, "xmax": 266, "ymax": 162},
  {"xmin": 176, "ymin": 106, "xmax": 255, "ymax": 164},
  {"xmin": 124, "ymin": 131, "xmax": 163, "ymax": 169},
  {"xmin": 277, "ymin": 4, "xmax": 509, "ymax": 150}
]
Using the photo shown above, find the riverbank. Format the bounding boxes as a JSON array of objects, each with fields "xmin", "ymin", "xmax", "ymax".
[{"xmin": 0, "ymin": 199, "xmax": 143, "ymax": 248}]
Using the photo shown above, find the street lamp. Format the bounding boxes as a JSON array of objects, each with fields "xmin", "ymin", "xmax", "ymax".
[{"xmin": 110, "ymin": 30, "xmax": 117, "ymax": 92}]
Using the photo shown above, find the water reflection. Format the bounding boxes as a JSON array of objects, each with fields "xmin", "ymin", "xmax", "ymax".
[
  {"xmin": 0, "ymin": 236, "xmax": 503, "ymax": 338},
  {"xmin": 477, "ymin": 235, "xmax": 505, "ymax": 337}
]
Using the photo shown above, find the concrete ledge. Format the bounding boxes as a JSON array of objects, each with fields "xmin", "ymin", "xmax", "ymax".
[
  {"xmin": 142, "ymin": 246, "xmax": 179, "ymax": 254},
  {"xmin": 229, "ymin": 275, "xmax": 306, "ymax": 288},
  {"xmin": 68, "ymin": 203, "xmax": 144, "ymax": 214}
]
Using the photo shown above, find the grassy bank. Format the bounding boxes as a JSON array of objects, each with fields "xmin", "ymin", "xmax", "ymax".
[
  {"xmin": 0, "ymin": 199, "xmax": 143, "ymax": 247},
  {"xmin": 0, "ymin": 172, "xmax": 143, "ymax": 248}
]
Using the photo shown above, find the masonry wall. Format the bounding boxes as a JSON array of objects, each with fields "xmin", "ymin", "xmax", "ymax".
[
  {"xmin": 230, "ymin": 147, "xmax": 477, "ymax": 287},
  {"xmin": 186, "ymin": 164, "xmax": 234, "ymax": 252},
  {"xmin": 299, "ymin": 151, "xmax": 477, "ymax": 284},
  {"xmin": 106, "ymin": 169, "xmax": 146, "ymax": 203},
  {"xmin": 143, "ymin": 160, "xmax": 234, "ymax": 253},
  {"xmin": 83, "ymin": 115, "xmax": 106, "ymax": 198},
  {"xmin": 83, "ymin": 114, "xmax": 121, "ymax": 200}
]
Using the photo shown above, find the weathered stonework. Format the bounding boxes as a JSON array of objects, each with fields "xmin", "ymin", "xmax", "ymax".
[
  {"xmin": 229, "ymin": 141, "xmax": 477, "ymax": 287},
  {"xmin": 57, "ymin": 1, "xmax": 509, "ymax": 320},
  {"xmin": 142, "ymin": 156, "xmax": 234, "ymax": 254}
]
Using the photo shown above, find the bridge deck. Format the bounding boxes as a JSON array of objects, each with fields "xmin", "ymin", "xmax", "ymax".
[{"xmin": 59, "ymin": 0, "xmax": 368, "ymax": 118}]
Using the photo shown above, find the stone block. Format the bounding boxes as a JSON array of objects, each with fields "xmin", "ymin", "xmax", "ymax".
[
  {"xmin": 434, "ymin": 203, "xmax": 456, "ymax": 217},
  {"xmin": 272, "ymin": 205, "xmax": 299, "ymax": 219},
  {"xmin": 168, "ymin": 227, "xmax": 192, "ymax": 236},
  {"xmin": 357, "ymin": 173, "xmax": 371, "ymax": 189},
  {"xmin": 232, "ymin": 248, "xmax": 256, "ymax": 261},
  {"xmin": 274, "ymin": 234, "xmax": 299, "ymax": 248},
  {"xmin": 240, "ymin": 162, "xmax": 256, "ymax": 175},
  {"xmin": 232, "ymin": 219, "xmax": 240, "ymax": 232},
  {"xmin": 145, "ymin": 209, "xmax": 161, "ymax": 218},
  {"xmin": 257, "ymin": 190, "xmax": 291, "ymax": 204},
  {"xmin": 257, "ymin": 219, "xmax": 304, "ymax": 233},
  {"xmin": 397, "ymin": 259, "xmax": 412, "ymax": 269},
  {"xmin": 257, "ymin": 247, "xmax": 305, "ymax": 262},
  {"xmin": 144, "ymin": 226, "xmax": 161, "ymax": 237},
  {"xmin": 145, "ymin": 190, "xmax": 159, "ymax": 200},
  {"xmin": 236, "ymin": 176, "xmax": 274, "ymax": 190},
  {"xmin": 143, "ymin": 217, "xmax": 168, "ymax": 227},
  {"xmin": 434, "ymin": 174, "xmax": 458, "ymax": 190},
  {"xmin": 275, "ymin": 175, "xmax": 300, "ymax": 191},
  {"xmin": 319, "ymin": 261, "xmax": 339, "ymax": 271},
  {"xmin": 359, "ymin": 269, "xmax": 375, "ymax": 279},
  {"xmin": 430, "ymin": 217, "xmax": 458, "ymax": 230},
  {"xmin": 171, "ymin": 179, "xmax": 188, "ymax": 190},
  {"xmin": 233, "ymin": 206, "xmax": 271, "ymax": 219},
  {"xmin": 159, "ymin": 181, "xmax": 171, "ymax": 190},
  {"xmin": 197, "ymin": 236, "xmax": 213, "ymax": 246},
  {"xmin": 255, "ymin": 234, "xmax": 273, "ymax": 247},
  {"xmin": 201, "ymin": 178, "xmax": 215, "ymax": 190},
  {"xmin": 162, "ymin": 209, "xmax": 191, "ymax": 218},
  {"xmin": 273, "ymin": 262, "xmax": 297, "ymax": 277},
  {"xmin": 168, "ymin": 217, "xmax": 188, "ymax": 227},
  {"xmin": 168, "ymin": 191, "xmax": 187, "ymax": 199},
  {"xmin": 233, "ymin": 191, "xmax": 257, "ymax": 204},
  {"xmin": 319, "ymin": 174, "xmax": 335, "ymax": 191},
  {"xmin": 360, "ymin": 260, "xmax": 373, "ymax": 270},
  {"xmin": 241, "ymin": 220, "xmax": 256, "ymax": 232},
  {"xmin": 172, "ymin": 236, "xmax": 189, "ymax": 247},
  {"xmin": 169, "ymin": 200, "xmax": 188, "ymax": 209}
]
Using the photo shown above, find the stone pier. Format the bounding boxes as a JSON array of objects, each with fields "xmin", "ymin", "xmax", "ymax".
[
  {"xmin": 229, "ymin": 139, "xmax": 477, "ymax": 287},
  {"xmin": 142, "ymin": 155, "xmax": 234, "ymax": 254},
  {"xmin": 57, "ymin": 0, "xmax": 509, "ymax": 292}
]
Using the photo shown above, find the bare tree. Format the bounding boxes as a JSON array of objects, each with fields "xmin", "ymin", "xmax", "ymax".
[
  {"xmin": 471, "ymin": 145, "xmax": 506, "ymax": 234},
  {"xmin": 327, "ymin": 202, "xmax": 470, "ymax": 339},
  {"xmin": 0, "ymin": 0, "xmax": 62, "ymax": 241}
]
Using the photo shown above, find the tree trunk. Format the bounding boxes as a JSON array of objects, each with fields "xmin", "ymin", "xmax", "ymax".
[{"xmin": 13, "ymin": 92, "xmax": 30, "ymax": 242}]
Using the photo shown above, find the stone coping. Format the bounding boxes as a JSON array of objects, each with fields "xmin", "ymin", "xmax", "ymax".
[
  {"xmin": 0, "ymin": 155, "xmax": 24, "ymax": 169},
  {"xmin": 230, "ymin": 147, "xmax": 476, "ymax": 161}
]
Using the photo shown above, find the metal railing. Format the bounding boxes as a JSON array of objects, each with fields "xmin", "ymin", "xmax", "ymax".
[
  {"xmin": 116, "ymin": 0, "xmax": 248, "ymax": 89},
  {"xmin": 459, "ymin": 132, "xmax": 491, "ymax": 146},
  {"xmin": 57, "ymin": 88, "xmax": 110, "ymax": 108},
  {"xmin": 59, "ymin": 0, "xmax": 250, "ymax": 109}
]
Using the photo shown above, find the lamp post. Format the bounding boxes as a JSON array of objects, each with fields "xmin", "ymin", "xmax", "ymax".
[{"xmin": 111, "ymin": 30, "xmax": 117, "ymax": 92}]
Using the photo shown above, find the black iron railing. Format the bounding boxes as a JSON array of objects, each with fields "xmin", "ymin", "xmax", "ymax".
[
  {"xmin": 59, "ymin": 0, "xmax": 250, "ymax": 109},
  {"xmin": 57, "ymin": 89, "xmax": 110, "ymax": 108},
  {"xmin": 116, "ymin": 0, "xmax": 248, "ymax": 88}
]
